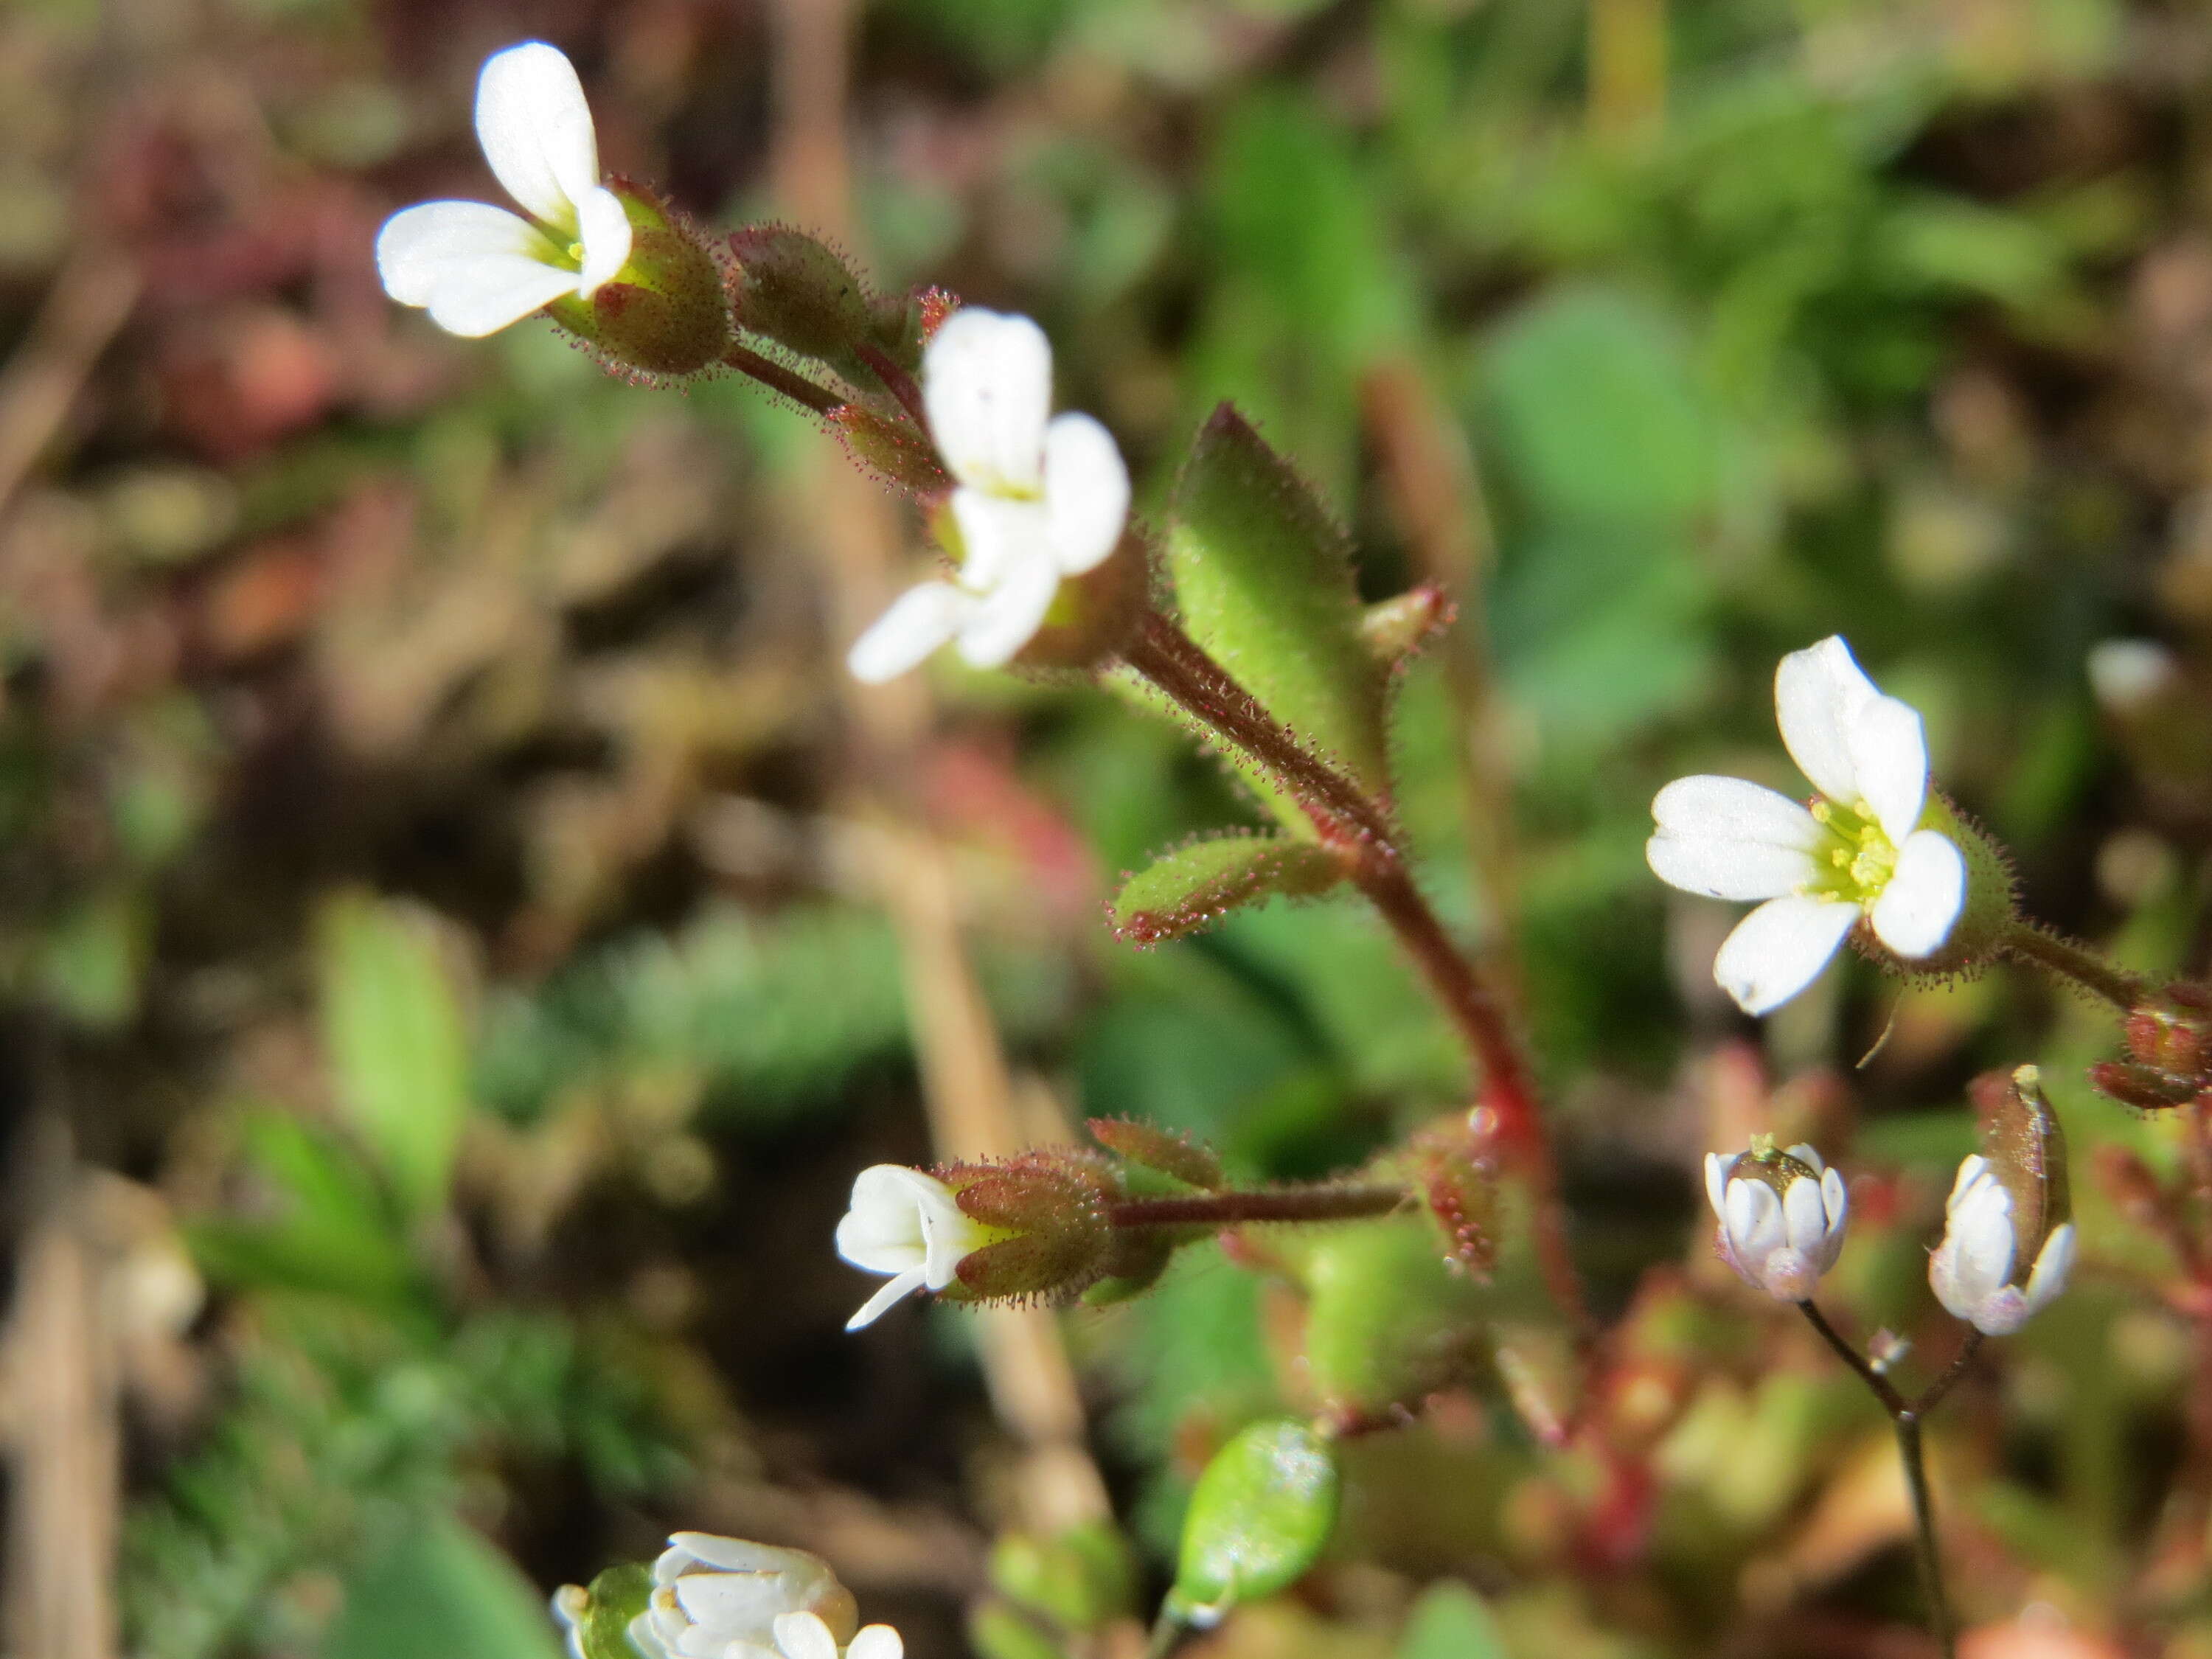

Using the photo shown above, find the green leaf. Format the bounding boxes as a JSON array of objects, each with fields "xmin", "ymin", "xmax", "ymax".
[
  {"xmin": 1108, "ymin": 833, "xmax": 1344, "ymax": 945},
  {"xmin": 316, "ymin": 890, "xmax": 472, "ymax": 1220},
  {"xmin": 1167, "ymin": 1417, "xmax": 1340, "ymax": 1624},
  {"xmin": 187, "ymin": 1111, "xmax": 417, "ymax": 1306},
  {"xmin": 1396, "ymin": 1582, "xmax": 1511, "ymax": 1659},
  {"xmin": 1166, "ymin": 406, "xmax": 1391, "ymax": 813},
  {"xmin": 323, "ymin": 1512, "xmax": 563, "ymax": 1659}
]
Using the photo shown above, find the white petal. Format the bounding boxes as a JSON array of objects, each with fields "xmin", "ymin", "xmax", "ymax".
[
  {"xmin": 1754, "ymin": 1245, "xmax": 1817, "ymax": 1301},
  {"xmin": 1651, "ymin": 776, "xmax": 1825, "ymax": 849},
  {"xmin": 1782, "ymin": 1175, "xmax": 1830, "ymax": 1259},
  {"xmin": 1042, "ymin": 412, "xmax": 1129, "ymax": 574},
  {"xmin": 774, "ymin": 1615, "xmax": 840, "ymax": 1659},
  {"xmin": 667, "ymin": 1537, "xmax": 811, "ymax": 1576},
  {"xmin": 1703, "ymin": 1153, "xmax": 1728, "ymax": 1224},
  {"xmin": 1844, "ymin": 694, "xmax": 1929, "ymax": 842},
  {"xmin": 1947, "ymin": 1181, "xmax": 2017, "ymax": 1307},
  {"xmin": 953, "ymin": 550, "xmax": 1061, "ymax": 670},
  {"xmin": 476, "ymin": 41, "xmax": 600, "ymax": 229},
  {"xmin": 1785, "ymin": 1143, "xmax": 1824, "ymax": 1173},
  {"xmin": 835, "ymin": 1166, "xmax": 941, "ymax": 1272},
  {"xmin": 677, "ymin": 1574, "xmax": 787, "ymax": 1633},
  {"xmin": 846, "ymin": 1267, "xmax": 927, "ymax": 1330},
  {"xmin": 1947, "ymin": 1153, "xmax": 1989, "ymax": 1211},
  {"xmin": 376, "ymin": 201, "xmax": 570, "ymax": 312},
  {"xmin": 420, "ymin": 253, "xmax": 583, "ymax": 337},
  {"xmin": 1868, "ymin": 830, "xmax": 1965, "ymax": 959},
  {"xmin": 950, "ymin": 489, "xmax": 1048, "ymax": 592},
  {"xmin": 630, "ymin": 1613, "xmax": 675, "ymax": 1659},
  {"xmin": 1711, "ymin": 895, "xmax": 1860, "ymax": 1015},
  {"xmin": 923, "ymin": 309, "xmax": 1052, "ymax": 493},
  {"xmin": 2021, "ymin": 1221, "xmax": 2076, "ymax": 1316},
  {"xmin": 1646, "ymin": 833, "xmax": 1820, "ymax": 902},
  {"xmin": 1820, "ymin": 1166, "xmax": 1849, "ymax": 1259},
  {"xmin": 846, "ymin": 582, "xmax": 972, "ymax": 684},
  {"xmin": 1775, "ymin": 636, "xmax": 1879, "ymax": 803},
  {"xmin": 572, "ymin": 182, "xmax": 634, "ymax": 297},
  {"xmin": 1725, "ymin": 1178, "xmax": 1784, "ymax": 1264},
  {"xmin": 846, "ymin": 1627, "xmax": 905, "ymax": 1659}
]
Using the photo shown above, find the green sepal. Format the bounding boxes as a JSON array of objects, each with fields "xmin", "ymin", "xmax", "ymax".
[
  {"xmin": 1165, "ymin": 406, "xmax": 1391, "ymax": 806},
  {"xmin": 1290, "ymin": 1214, "xmax": 1491, "ymax": 1427},
  {"xmin": 726, "ymin": 225, "xmax": 916, "ymax": 395},
  {"xmin": 546, "ymin": 183, "xmax": 731, "ymax": 378},
  {"xmin": 1088, "ymin": 1118, "xmax": 1225, "ymax": 1190},
  {"xmin": 1107, "ymin": 833, "xmax": 1344, "ymax": 945},
  {"xmin": 1166, "ymin": 1417, "xmax": 1340, "ymax": 1626},
  {"xmin": 1078, "ymin": 1230, "xmax": 1178, "ymax": 1305},
  {"xmin": 571, "ymin": 1562, "xmax": 654, "ymax": 1659}
]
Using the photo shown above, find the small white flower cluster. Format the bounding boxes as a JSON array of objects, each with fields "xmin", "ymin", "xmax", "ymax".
[
  {"xmin": 846, "ymin": 308, "xmax": 1130, "ymax": 684},
  {"xmin": 1649, "ymin": 636, "xmax": 1969, "ymax": 1015},
  {"xmin": 1705, "ymin": 1141, "xmax": 1850, "ymax": 1302},
  {"xmin": 378, "ymin": 43, "xmax": 632, "ymax": 338},
  {"xmin": 554, "ymin": 1534, "xmax": 900, "ymax": 1659},
  {"xmin": 832, "ymin": 1165, "xmax": 995, "ymax": 1331},
  {"xmin": 1928, "ymin": 1154, "xmax": 2077, "ymax": 1336}
]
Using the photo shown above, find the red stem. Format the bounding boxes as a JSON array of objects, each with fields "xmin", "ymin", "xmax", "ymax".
[
  {"xmin": 1107, "ymin": 1184, "xmax": 1409, "ymax": 1230},
  {"xmin": 722, "ymin": 341, "xmax": 846, "ymax": 415},
  {"xmin": 1119, "ymin": 608, "xmax": 1589, "ymax": 1338}
]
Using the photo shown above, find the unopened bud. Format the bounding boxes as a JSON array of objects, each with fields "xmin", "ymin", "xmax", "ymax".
[
  {"xmin": 1930, "ymin": 1065, "xmax": 2076, "ymax": 1335},
  {"xmin": 1704, "ymin": 1135, "xmax": 1849, "ymax": 1301},
  {"xmin": 1088, "ymin": 1117, "xmax": 1224, "ymax": 1190},
  {"xmin": 1357, "ymin": 585, "xmax": 1452, "ymax": 667},
  {"xmin": 829, "ymin": 405, "xmax": 950, "ymax": 495},
  {"xmin": 2090, "ymin": 1060, "xmax": 2199, "ymax": 1113},
  {"xmin": 1166, "ymin": 1419, "xmax": 1340, "ymax": 1628},
  {"xmin": 2122, "ymin": 985, "xmax": 2212, "ymax": 1088},
  {"xmin": 546, "ymin": 181, "xmax": 731, "ymax": 378},
  {"xmin": 727, "ymin": 225, "xmax": 922, "ymax": 394}
]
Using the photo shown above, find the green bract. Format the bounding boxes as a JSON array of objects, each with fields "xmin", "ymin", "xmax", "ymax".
[
  {"xmin": 1167, "ymin": 1417, "xmax": 1340, "ymax": 1627},
  {"xmin": 1166, "ymin": 408, "xmax": 1391, "ymax": 817},
  {"xmin": 1107, "ymin": 832, "xmax": 1344, "ymax": 945}
]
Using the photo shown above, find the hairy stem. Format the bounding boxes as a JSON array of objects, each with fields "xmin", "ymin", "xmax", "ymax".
[
  {"xmin": 1107, "ymin": 1183, "xmax": 1410, "ymax": 1231},
  {"xmin": 1120, "ymin": 608, "xmax": 1588, "ymax": 1336},
  {"xmin": 1800, "ymin": 1302, "xmax": 1970, "ymax": 1658},
  {"xmin": 722, "ymin": 341, "xmax": 846, "ymax": 415},
  {"xmin": 2000, "ymin": 925, "xmax": 2146, "ymax": 1012}
]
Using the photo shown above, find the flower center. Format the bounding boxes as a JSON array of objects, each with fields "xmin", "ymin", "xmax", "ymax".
[{"xmin": 1806, "ymin": 798, "xmax": 1898, "ymax": 905}]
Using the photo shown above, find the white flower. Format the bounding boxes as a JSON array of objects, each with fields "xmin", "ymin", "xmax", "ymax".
[
  {"xmin": 376, "ymin": 42, "xmax": 633, "ymax": 338},
  {"xmin": 1927, "ymin": 1154, "xmax": 2076, "ymax": 1335},
  {"xmin": 628, "ymin": 1534, "xmax": 902, "ymax": 1659},
  {"xmin": 551, "ymin": 1583, "xmax": 592, "ymax": 1659},
  {"xmin": 834, "ymin": 1165, "xmax": 997, "ymax": 1330},
  {"xmin": 846, "ymin": 309, "xmax": 1130, "ymax": 682},
  {"xmin": 1647, "ymin": 635, "xmax": 1968, "ymax": 1015},
  {"xmin": 1705, "ymin": 1141, "xmax": 1849, "ymax": 1301}
]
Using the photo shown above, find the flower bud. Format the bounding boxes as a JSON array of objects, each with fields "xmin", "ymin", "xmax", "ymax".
[
  {"xmin": 2088, "ymin": 1060, "xmax": 2198, "ymax": 1113},
  {"xmin": 635, "ymin": 1534, "xmax": 859, "ymax": 1659},
  {"xmin": 546, "ymin": 181, "xmax": 732, "ymax": 378},
  {"xmin": 1165, "ymin": 1418, "xmax": 1340, "ymax": 1628},
  {"xmin": 1929, "ymin": 1065, "xmax": 2076, "ymax": 1335},
  {"xmin": 827, "ymin": 405, "xmax": 950, "ymax": 495},
  {"xmin": 1704, "ymin": 1135, "xmax": 1849, "ymax": 1302},
  {"xmin": 1086, "ymin": 1116, "xmax": 1224, "ymax": 1190}
]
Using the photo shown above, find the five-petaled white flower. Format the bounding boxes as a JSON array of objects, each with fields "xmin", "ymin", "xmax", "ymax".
[
  {"xmin": 376, "ymin": 42, "xmax": 633, "ymax": 338},
  {"xmin": 1647, "ymin": 635, "xmax": 1967, "ymax": 1015},
  {"xmin": 627, "ymin": 1533, "xmax": 901, "ymax": 1659},
  {"xmin": 846, "ymin": 308, "xmax": 1130, "ymax": 682},
  {"xmin": 1705, "ymin": 1140, "xmax": 1850, "ymax": 1301},
  {"xmin": 1927, "ymin": 1153, "xmax": 2076, "ymax": 1336},
  {"xmin": 834, "ymin": 1165, "xmax": 996, "ymax": 1330}
]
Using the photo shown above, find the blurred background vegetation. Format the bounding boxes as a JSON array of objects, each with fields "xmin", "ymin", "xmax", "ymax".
[{"xmin": 5, "ymin": 0, "xmax": 2212, "ymax": 1655}]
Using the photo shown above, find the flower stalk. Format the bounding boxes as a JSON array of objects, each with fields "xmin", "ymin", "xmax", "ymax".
[{"xmin": 1999, "ymin": 923, "xmax": 2148, "ymax": 1012}]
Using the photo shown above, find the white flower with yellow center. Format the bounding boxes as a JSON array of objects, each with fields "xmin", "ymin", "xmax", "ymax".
[
  {"xmin": 376, "ymin": 42, "xmax": 633, "ymax": 338},
  {"xmin": 1648, "ymin": 636, "xmax": 1969, "ymax": 1015},
  {"xmin": 846, "ymin": 309, "xmax": 1130, "ymax": 682}
]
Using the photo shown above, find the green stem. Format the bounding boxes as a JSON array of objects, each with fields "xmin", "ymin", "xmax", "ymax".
[
  {"xmin": 2000, "ymin": 924, "xmax": 2146, "ymax": 1012},
  {"xmin": 721, "ymin": 341, "xmax": 846, "ymax": 415}
]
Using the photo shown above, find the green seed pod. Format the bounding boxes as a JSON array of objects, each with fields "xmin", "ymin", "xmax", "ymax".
[{"xmin": 1165, "ymin": 1418, "xmax": 1340, "ymax": 1628}]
